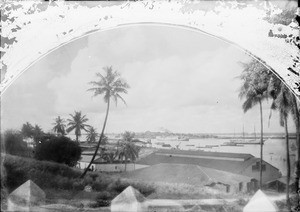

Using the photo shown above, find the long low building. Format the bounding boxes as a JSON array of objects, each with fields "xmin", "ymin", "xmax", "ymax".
[
  {"xmin": 136, "ymin": 149, "xmax": 282, "ymax": 184},
  {"xmin": 123, "ymin": 163, "xmax": 252, "ymax": 193}
]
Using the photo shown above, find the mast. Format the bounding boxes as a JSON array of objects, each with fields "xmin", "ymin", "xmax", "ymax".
[
  {"xmin": 243, "ymin": 124, "xmax": 245, "ymax": 141},
  {"xmin": 254, "ymin": 125, "xmax": 256, "ymax": 140}
]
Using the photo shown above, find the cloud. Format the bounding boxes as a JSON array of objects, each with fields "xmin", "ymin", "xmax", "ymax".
[{"xmin": 2, "ymin": 25, "xmax": 294, "ymax": 134}]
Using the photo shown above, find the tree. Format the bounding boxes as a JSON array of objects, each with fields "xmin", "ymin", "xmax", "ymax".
[
  {"xmin": 269, "ymin": 76, "xmax": 298, "ymax": 211},
  {"xmin": 2, "ymin": 130, "xmax": 30, "ymax": 157},
  {"xmin": 81, "ymin": 66, "xmax": 129, "ymax": 178},
  {"xmin": 52, "ymin": 116, "xmax": 66, "ymax": 136},
  {"xmin": 66, "ymin": 111, "xmax": 90, "ymax": 142},
  {"xmin": 238, "ymin": 59, "xmax": 270, "ymax": 189},
  {"xmin": 116, "ymin": 131, "xmax": 140, "ymax": 171},
  {"xmin": 34, "ymin": 135, "xmax": 82, "ymax": 167},
  {"xmin": 32, "ymin": 125, "xmax": 44, "ymax": 146},
  {"xmin": 21, "ymin": 122, "xmax": 34, "ymax": 138},
  {"xmin": 86, "ymin": 126, "xmax": 98, "ymax": 144}
]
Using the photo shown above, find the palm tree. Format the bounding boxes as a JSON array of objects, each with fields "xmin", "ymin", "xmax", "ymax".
[
  {"xmin": 292, "ymin": 97, "xmax": 300, "ymax": 204},
  {"xmin": 21, "ymin": 122, "xmax": 34, "ymax": 138},
  {"xmin": 66, "ymin": 111, "xmax": 90, "ymax": 142},
  {"xmin": 116, "ymin": 131, "xmax": 140, "ymax": 171},
  {"xmin": 269, "ymin": 77, "xmax": 297, "ymax": 211},
  {"xmin": 52, "ymin": 116, "xmax": 66, "ymax": 136},
  {"xmin": 80, "ymin": 66, "xmax": 129, "ymax": 178},
  {"xmin": 86, "ymin": 126, "xmax": 98, "ymax": 144},
  {"xmin": 32, "ymin": 124, "xmax": 45, "ymax": 145},
  {"xmin": 238, "ymin": 60, "xmax": 270, "ymax": 189}
]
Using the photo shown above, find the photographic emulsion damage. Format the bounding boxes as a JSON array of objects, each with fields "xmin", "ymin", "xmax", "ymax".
[{"xmin": 1, "ymin": 1, "xmax": 299, "ymax": 212}]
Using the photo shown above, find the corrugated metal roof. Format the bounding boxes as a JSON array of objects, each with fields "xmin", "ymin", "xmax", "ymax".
[
  {"xmin": 155, "ymin": 149, "xmax": 253, "ymax": 160},
  {"xmin": 136, "ymin": 150, "xmax": 279, "ymax": 175},
  {"xmin": 123, "ymin": 163, "xmax": 251, "ymax": 186}
]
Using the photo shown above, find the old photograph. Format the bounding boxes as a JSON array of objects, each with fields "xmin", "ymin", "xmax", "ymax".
[{"xmin": 1, "ymin": 0, "xmax": 299, "ymax": 211}]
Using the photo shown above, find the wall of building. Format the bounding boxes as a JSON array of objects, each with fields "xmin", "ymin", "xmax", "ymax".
[
  {"xmin": 95, "ymin": 163, "xmax": 149, "ymax": 172},
  {"xmin": 77, "ymin": 162, "xmax": 96, "ymax": 171},
  {"xmin": 242, "ymin": 162, "xmax": 281, "ymax": 183}
]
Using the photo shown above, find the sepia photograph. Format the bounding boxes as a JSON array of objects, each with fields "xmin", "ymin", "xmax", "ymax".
[{"xmin": 1, "ymin": 0, "xmax": 299, "ymax": 211}]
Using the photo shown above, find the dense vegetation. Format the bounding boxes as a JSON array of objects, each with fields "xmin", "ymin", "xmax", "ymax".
[
  {"xmin": 1, "ymin": 130, "xmax": 31, "ymax": 157},
  {"xmin": 1, "ymin": 154, "xmax": 155, "ymax": 207},
  {"xmin": 34, "ymin": 135, "xmax": 82, "ymax": 167}
]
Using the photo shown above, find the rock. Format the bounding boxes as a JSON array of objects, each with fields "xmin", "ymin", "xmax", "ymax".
[{"xmin": 8, "ymin": 180, "xmax": 46, "ymax": 212}]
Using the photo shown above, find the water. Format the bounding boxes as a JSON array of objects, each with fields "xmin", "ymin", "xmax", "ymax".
[{"xmin": 151, "ymin": 138, "xmax": 297, "ymax": 176}]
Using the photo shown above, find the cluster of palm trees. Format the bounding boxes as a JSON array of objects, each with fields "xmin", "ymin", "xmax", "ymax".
[
  {"xmin": 52, "ymin": 113, "xmax": 98, "ymax": 143},
  {"xmin": 21, "ymin": 122, "xmax": 44, "ymax": 145},
  {"xmin": 80, "ymin": 66, "xmax": 130, "ymax": 178},
  {"xmin": 239, "ymin": 59, "xmax": 300, "ymax": 210},
  {"xmin": 100, "ymin": 131, "xmax": 140, "ymax": 171}
]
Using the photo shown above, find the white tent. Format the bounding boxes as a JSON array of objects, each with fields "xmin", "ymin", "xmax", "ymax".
[
  {"xmin": 111, "ymin": 186, "xmax": 146, "ymax": 212},
  {"xmin": 243, "ymin": 189, "xmax": 279, "ymax": 212},
  {"xmin": 8, "ymin": 180, "xmax": 46, "ymax": 211}
]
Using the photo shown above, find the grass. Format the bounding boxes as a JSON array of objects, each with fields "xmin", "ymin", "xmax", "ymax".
[{"xmin": 1, "ymin": 154, "xmax": 155, "ymax": 209}]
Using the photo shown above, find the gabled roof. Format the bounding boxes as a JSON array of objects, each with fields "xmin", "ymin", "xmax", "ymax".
[
  {"xmin": 136, "ymin": 150, "xmax": 279, "ymax": 175},
  {"xmin": 123, "ymin": 163, "xmax": 251, "ymax": 186}
]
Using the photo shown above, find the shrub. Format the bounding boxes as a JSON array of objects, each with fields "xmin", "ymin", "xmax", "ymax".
[
  {"xmin": 1, "ymin": 130, "xmax": 31, "ymax": 157},
  {"xmin": 2, "ymin": 154, "xmax": 82, "ymax": 191},
  {"xmin": 107, "ymin": 178, "xmax": 130, "ymax": 193},
  {"xmin": 95, "ymin": 191, "xmax": 112, "ymax": 207},
  {"xmin": 34, "ymin": 136, "xmax": 81, "ymax": 167}
]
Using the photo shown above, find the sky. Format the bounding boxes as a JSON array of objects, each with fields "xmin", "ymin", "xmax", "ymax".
[{"xmin": 1, "ymin": 25, "xmax": 296, "ymax": 134}]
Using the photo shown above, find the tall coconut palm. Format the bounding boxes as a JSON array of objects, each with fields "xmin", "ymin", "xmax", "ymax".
[
  {"xmin": 292, "ymin": 97, "xmax": 300, "ymax": 203},
  {"xmin": 86, "ymin": 126, "xmax": 98, "ymax": 144},
  {"xmin": 66, "ymin": 111, "xmax": 90, "ymax": 142},
  {"xmin": 238, "ymin": 60, "xmax": 270, "ymax": 189},
  {"xmin": 269, "ymin": 76, "xmax": 298, "ymax": 211},
  {"xmin": 80, "ymin": 66, "xmax": 129, "ymax": 178},
  {"xmin": 52, "ymin": 116, "xmax": 66, "ymax": 136}
]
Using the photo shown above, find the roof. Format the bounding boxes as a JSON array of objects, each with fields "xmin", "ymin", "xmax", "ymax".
[
  {"xmin": 266, "ymin": 177, "xmax": 296, "ymax": 185},
  {"xmin": 155, "ymin": 149, "xmax": 253, "ymax": 160},
  {"xmin": 123, "ymin": 163, "xmax": 251, "ymax": 187},
  {"xmin": 136, "ymin": 150, "xmax": 279, "ymax": 175}
]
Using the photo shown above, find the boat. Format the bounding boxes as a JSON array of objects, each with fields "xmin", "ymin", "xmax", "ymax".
[
  {"xmin": 221, "ymin": 141, "xmax": 237, "ymax": 146},
  {"xmin": 196, "ymin": 146, "xmax": 212, "ymax": 149},
  {"xmin": 156, "ymin": 136, "xmax": 189, "ymax": 141},
  {"xmin": 205, "ymin": 145, "xmax": 219, "ymax": 148},
  {"xmin": 186, "ymin": 144, "xmax": 195, "ymax": 147},
  {"xmin": 232, "ymin": 125, "xmax": 265, "ymax": 145}
]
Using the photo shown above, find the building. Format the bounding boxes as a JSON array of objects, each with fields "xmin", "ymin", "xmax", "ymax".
[
  {"xmin": 136, "ymin": 149, "xmax": 282, "ymax": 184},
  {"xmin": 124, "ymin": 163, "xmax": 252, "ymax": 193},
  {"xmin": 266, "ymin": 177, "xmax": 296, "ymax": 192}
]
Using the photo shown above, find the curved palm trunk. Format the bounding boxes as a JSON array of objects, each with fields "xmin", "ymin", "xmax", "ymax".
[
  {"xmin": 80, "ymin": 98, "xmax": 110, "ymax": 178},
  {"xmin": 293, "ymin": 98, "xmax": 300, "ymax": 203},
  {"xmin": 259, "ymin": 100, "xmax": 264, "ymax": 189},
  {"xmin": 124, "ymin": 156, "xmax": 127, "ymax": 172},
  {"xmin": 284, "ymin": 115, "xmax": 291, "ymax": 211}
]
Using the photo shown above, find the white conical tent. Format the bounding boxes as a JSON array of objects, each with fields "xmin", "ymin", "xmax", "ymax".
[
  {"xmin": 243, "ymin": 189, "xmax": 279, "ymax": 212},
  {"xmin": 8, "ymin": 180, "xmax": 46, "ymax": 211},
  {"xmin": 111, "ymin": 186, "xmax": 146, "ymax": 212}
]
